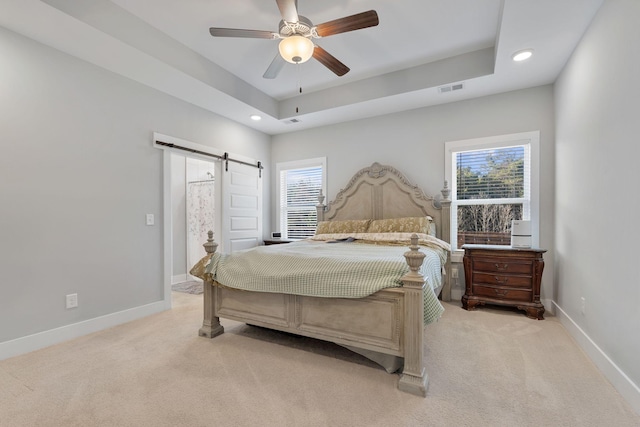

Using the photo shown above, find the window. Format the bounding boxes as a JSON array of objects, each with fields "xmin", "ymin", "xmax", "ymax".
[
  {"xmin": 445, "ymin": 132, "xmax": 539, "ymax": 252},
  {"xmin": 276, "ymin": 157, "xmax": 326, "ymax": 240}
]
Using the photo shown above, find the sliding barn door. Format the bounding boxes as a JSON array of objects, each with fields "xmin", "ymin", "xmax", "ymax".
[{"xmin": 221, "ymin": 161, "xmax": 262, "ymax": 253}]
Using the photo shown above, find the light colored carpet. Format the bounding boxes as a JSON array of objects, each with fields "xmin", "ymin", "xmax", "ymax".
[
  {"xmin": 171, "ymin": 280, "xmax": 203, "ymax": 295},
  {"xmin": 0, "ymin": 294, "xmax": 638, "ymax": 427}
]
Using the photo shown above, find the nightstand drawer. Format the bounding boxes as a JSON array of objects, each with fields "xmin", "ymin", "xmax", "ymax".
[
  {"xmin": 472, "ymin": 272, "xmax": 532, "ymax": 288},
  {"xmin": 473, "ymin": 258, "xmax": 533, "ymax": 275},
  {"xmin": 472, "ymin": 284, "xmax": 532, "ymax": 301}
]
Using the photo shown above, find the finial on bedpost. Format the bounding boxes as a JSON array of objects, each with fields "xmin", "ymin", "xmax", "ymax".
[
  {"xmin": 441, "ymin": 180, "xmax": 451, "ymax": 201},
  {"xmin": 403, "ymin": 234, "xmax": 426, "ymax": 279},
  {"xmin": 203, "ymin": 230, "xmax": 218, "ymax": 254},
  {"xmin": 199, "ymin": 230, "xmax": 223, "ymax": 340}
]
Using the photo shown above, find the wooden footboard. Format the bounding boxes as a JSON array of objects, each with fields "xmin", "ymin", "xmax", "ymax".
[{"xmin": 198, "ymin": 233, "xmax": 430, "ymax": 397}]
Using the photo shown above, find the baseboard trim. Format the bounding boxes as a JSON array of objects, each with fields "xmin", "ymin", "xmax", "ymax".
[
  {"xmin": 541, "ymin": 298, "xmax": 554, "ymax": 315},
  {"xmin": 172, "ymin": 274, "xmax": 188, "ymax": 284},
  {"xmin": 553, "ymin": 301, "xmax": 640, "ymax": 415},
  {"xmin": 0, "ymin": 301, "xmax": 167, "ymax": 362}
]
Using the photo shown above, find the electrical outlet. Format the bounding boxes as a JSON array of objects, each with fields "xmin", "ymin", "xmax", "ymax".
[
  {"xmin": 146, "ymin": 214, "xmax": 154, "ymax": 226},
  {"xmin": 66, "ymin": 293, "xmax": 78, "ymax": 309},
  {"xmin": 580, "ymin": 297, "xmax": 586, "ymax": 315},
  {"xmin": 451, "ymin": 268, "xmax": 459, "ymax": 279}
]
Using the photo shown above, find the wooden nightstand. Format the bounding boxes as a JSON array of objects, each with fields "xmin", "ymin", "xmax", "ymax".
[
  {"xmin": 263, "ymin": 238, "xmax": 293, "ymax": 245},
  {"xmin": 462, "ymin": 244, "xmax": 546, "ymax": 319}
]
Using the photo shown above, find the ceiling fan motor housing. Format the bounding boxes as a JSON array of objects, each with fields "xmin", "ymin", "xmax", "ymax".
[{"xmin": 278, "ymin": 16, "xmax": 314, "ymax": 38}]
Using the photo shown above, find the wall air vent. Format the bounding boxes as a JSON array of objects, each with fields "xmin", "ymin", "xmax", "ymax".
[
  {"xmin": 438, "ymin": 82, "xmax": 465, "ymax": 93},
  {"xmin": 283, "ymin": 118, "xmax": 301, "ymax": 125}
]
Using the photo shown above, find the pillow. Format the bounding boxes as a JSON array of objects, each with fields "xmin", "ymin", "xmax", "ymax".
[
  {"xmin": 315, "ymin": 219, "xmax": 371, "ymax": 235},
  {"xmin": 428, "ymin": 221, "xmax": 437, "ymax": 237},
  {"xmin": 367, "ymin": 216, "xmax": 434, "ymax": 234}
]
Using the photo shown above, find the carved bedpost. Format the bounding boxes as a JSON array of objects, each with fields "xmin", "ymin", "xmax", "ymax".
[
  {"xmin": 398, "ymin": 234, "xmax": 428, "ymax": 397},
  {"xmin": 198, "ymin": 231, "xmax": 224, "ymax": 339},
  {"xmin": 440, "ymin": 181, "xmax": 452, "ymax": 302},
  {"xmin": 316, "ymin": 189, "xmax": 326, "ymax": 222}
]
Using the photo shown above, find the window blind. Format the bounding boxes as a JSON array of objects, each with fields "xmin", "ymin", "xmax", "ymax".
[
  {"xmin": 280, "ymin": 166, "xmax": 323, "ymax": 239},
  {"xmin": 456, "ymin": 146, "xmax": 528, "ymax": 201}
]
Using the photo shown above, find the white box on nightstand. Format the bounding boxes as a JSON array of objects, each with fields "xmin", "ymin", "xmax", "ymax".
[{"xmin": 511, "ymin": 220, "xmax": 531, "ymax": 248}]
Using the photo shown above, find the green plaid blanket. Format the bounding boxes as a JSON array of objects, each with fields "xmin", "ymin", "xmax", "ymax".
[{"xmin": 204, "ymin": 240, "xmax": 445, "ymax": 324}]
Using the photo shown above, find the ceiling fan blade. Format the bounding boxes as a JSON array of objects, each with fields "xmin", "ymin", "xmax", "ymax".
[
  {"xmin": 263, "ymin": 54, "xmax": 286, "ymax": 79},
  {"xmin": 312, "ymin": 46, "xmax": 350, "ymax": 77},
  {"xmin": 209, "ymin": 28, "xmax": 277, "ymax": 39},
  {"xmin": 315, "ymin": 10, "xmax": 379, "ymax": 37},
  {"xmin": 276, "ymin": 0, "xmax": 299, "ymax": 23}
]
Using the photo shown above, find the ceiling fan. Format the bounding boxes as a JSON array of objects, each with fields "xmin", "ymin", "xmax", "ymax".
[{"xmin": 209, "ymin": 0, "xmax": 379, "ymax": 79}]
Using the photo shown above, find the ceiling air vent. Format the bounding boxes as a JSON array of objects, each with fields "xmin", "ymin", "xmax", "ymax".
[
  {"xmin": 438, "ymin": 82, "xmax": 465, "ymax": 93},
  {"xmin": 283, "ymin": 118, "xmax": 301, "ymax": 125}
]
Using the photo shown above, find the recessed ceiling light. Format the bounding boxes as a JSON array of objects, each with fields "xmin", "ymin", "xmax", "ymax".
[
  {"xmin": 512, "ymin": 49, "xmax": 533, "ymax": 62},
  {"xmin": 250, "ymin": 115, "xmax": 262, "ymax": 121}
]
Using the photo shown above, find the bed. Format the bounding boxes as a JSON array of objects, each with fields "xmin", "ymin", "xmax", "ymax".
[{"xmin": 192, "ymin": 162, "xmax": 452, "ymax": 396}]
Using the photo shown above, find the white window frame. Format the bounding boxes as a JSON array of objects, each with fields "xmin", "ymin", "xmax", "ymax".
[
  {"xmin": 275, "ymin": 157, "xmax": 327, "ymax": 240},
  {"xmin": 445, "ymin": 131, "xmax": 540, "ymax": 259}
]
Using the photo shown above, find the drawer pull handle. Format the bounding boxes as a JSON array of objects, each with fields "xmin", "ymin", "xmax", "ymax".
[
  {"xmin": 494, "ymin": 277, "xmax": 509, "ymax": 285},
  {"xmin": 494, "ymin": 289, "xmax": 509, "ymax": 297},
  {"xmin": 494, "ymin": 263, "xmax": 509, "ymax": 271}
]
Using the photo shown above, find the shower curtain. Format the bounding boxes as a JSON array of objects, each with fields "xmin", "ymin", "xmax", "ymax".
[{"xmin": 187, "ymin": 180, "xmax": 215, "ymax": 279}]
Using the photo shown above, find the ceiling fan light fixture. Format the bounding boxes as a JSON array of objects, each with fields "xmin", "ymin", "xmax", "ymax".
[{"xmin": 278, "ymin": 35, "xmax": 314, "ymax": 64}]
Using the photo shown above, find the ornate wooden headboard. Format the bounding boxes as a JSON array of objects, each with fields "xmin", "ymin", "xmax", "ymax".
[{"xmin": 316, "ymin": 162, "xmax": 452, "ymax": 301}]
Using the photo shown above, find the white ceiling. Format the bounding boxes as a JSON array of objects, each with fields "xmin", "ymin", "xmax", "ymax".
[{"xmin": 1, "ymin": 0, "xmax": 603, "ymax": 135}]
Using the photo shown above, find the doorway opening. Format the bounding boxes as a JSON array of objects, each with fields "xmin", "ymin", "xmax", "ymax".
[
  {"xmin": 169, "ymin": 153, "xmax": 219, "ymax": 295},
  {"xmin": 186, "ymin": 158, "xmax": 216, "ymax": 280}
]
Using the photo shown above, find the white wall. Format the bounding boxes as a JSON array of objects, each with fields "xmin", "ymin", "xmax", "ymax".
[
  {"xmin": 0, "ymin": 27, "xmax": 270, "ymax": 348},
  {"xmin": 272, "ymin": 86, "xmax": 556, "ymax": 301},
  {"xmin": 554, "ymin": 0, "xmax": 640, "ymax": 409}
]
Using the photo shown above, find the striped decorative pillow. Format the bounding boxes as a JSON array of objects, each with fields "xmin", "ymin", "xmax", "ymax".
[
  {"xmin": 316, "ymin": 219, "xmax": 371, "ymax": 235},
  {"xmin": 367, "ymin": 216, "xmax": 434, "ymax": 235}
]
